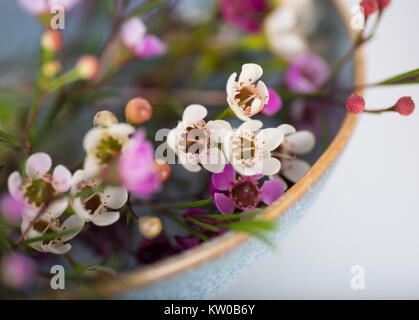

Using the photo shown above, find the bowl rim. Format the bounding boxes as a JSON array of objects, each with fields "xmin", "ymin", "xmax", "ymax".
[{"xmin": 45, "ymin": 0, "xmax": 364, "ymax": 299}]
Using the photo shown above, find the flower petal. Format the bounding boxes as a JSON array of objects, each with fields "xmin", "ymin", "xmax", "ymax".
[
  {"xmin": 277, "ymin": 124, "xmax": 296, "ymax": 136},
  {"xmin": 103, "ymin": 186, "xmax": 128, "ymax": 210},
  {"xmin": 45, "ymin": 243, "xmax": 72, "ymax": 255},
  {"xmin": 257, "ymin": 80, "xmax": 269, "ymax": 104},
  {"xmin": 52, "ymin": 165, "xmax": 72, "ymax": 193},
  {"xmin": 238, "ymin": 63, "xmax": 263, "ymax": 86},
  {"xmin": 107, "ymin": 123, "xmax": 135, "ymax": 138},
  {"xmin": 182, "ymin": 104, "xmax": 207, "ymax": 123},
  {"xmin": 281, "ymin": 159, "xmax": 311, "ymax": 182},
  {"xmin": 238, "ymin": 119, "xmax": 263, "ymax": 133},
  {"xmin": 227, "ymin": 97, "xmax": 251, "ymax": 121},
  {"xmin": 121, "ymin": 17, "xmax": 146, "ymax": 50},
  {"xmin": 226, "ymin": 72, "xmax": 237, "ymax": 97},
  {"xmin": 261, "ymin": 88, "xmax": 282, "ymax": 116},
  {"xmin": 182, "ymin": 162, "xmax": 201, "ymax": 173},
  {"xmin": 60, "ymin": 215, "xmax": 84, "ymax": 242},
  {"xmin": 256, "ymin": 128, "xmax": 284, "ymax": 152},
  {"xmin": 261, "ymin": 157, "xmax": 281, "ymax": 176},
  {"xmin": 283, "ymin": 131, "xmax": 316, "ymax": 155},
  {"xmin": 25, "ymin": 153, "xmax": 52, "ymax": 179},
  {"xmin": 71, "ymin": 197, "xmax": 91, "ymax": 222},
  {"xmin": 261, "ymin": 179, "xmax": 285, "ymax": 205},
  {"xmin": 91, "ymin": 211, "xmax": 120, "ymax": 227},
  {"xmin": 214, "ymin": 193, "xmax": 235, "ymax": 214},
  {"xmin": 7, "ymin": 171, "xmax": 22, "ymax": 201},
  {"xmin": 83, "ymin": 127, "xmax": 103, "ymax": 152},
  {"xmin": 200, "ymin": 148, "xmax": 226, "ymax": 173},
  {"xmin": 211, "ymin": 164, "xmax": 235, "ymax": 191},
  {"xmin": 206, "ymin": 120, "xmax": 232, "ymax": 143},
  {"xmin": 45, "ymin": 198, "xmax": 68, "ymax": 219}
]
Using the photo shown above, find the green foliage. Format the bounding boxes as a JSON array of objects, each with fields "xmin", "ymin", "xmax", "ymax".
[
  {"xmin": 169, "ymin": 198, "xmax": 212, "ymax": 210},
  {"xmin": 0, "ymin": 129, "xmax": 25, "ymax": 149},
  {"xmin": 20, "ymin": 228, "xmax": 80, "ymax": 245},
  {"xmin": 125, "ymin": 0, "xmax": 167, "ymax": 21},
  {"xmin": 379, "ymin": 68, "xmax": 419, "ymax": 85}
]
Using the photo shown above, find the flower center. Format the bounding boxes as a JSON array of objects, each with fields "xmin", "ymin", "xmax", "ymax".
[
  {"xmin": 96, "ymin": 136, "xmax": 122, "ymax": 164},
  {"xmin": 181, "ymin": 122, "xmax": 207, "ymax": 155},
  {"xmin": 84, "ymin": 194, "xmax": 102, "ymax": 215},
  {"xmin": 231, "ymin": 179, "xmax": 260, "ymax": 209},
  {"xmin": 25, "ymin": 179, "xmax": 56, "ymax": 207},
  {"xmin": 235, "ymin": 86, "xmax": 259, "ymax": 112}
]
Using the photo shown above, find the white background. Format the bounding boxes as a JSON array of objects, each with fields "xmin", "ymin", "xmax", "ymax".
[{"xmin": 217, "ymin": 0, "xmax": 419, "ymax": 299}]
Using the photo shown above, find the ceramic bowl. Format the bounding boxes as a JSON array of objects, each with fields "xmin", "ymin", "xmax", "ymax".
[{"xmin": 44, "ymin": 0, "xmax": 364, "ymax": 299}]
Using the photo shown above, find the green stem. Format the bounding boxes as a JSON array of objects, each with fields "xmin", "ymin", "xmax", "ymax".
[{"xmin": 169, "ymin": 198, "xmax": 212, "ymax": 210}]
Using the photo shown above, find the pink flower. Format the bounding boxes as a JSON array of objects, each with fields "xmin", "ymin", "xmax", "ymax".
[
  {"xmin": 18, "ymin": 0, "xmax": 81, "ymax": 15},
  {"xmin": 220, "ymin": 0, "xmax": 267, "ymax": 33},
  {"xmin": 0, "ymin": 193, "xmax": 23, "ymax": 225},
  {"xmin": 118, "ymin": 130, "xmax": 161, "ymax": 198},
  {"xmin": 211, "ymin": 165, "xmax": 285, "ymax": 214},
  {"xmin": 261, "ymin": 88, "xmax": 283, "ymax": 116},
  {"xmin": 284, "ymin": 53, "xmax": 329, "ymax": 93},
  {"xmin": 1, "ymin": 252, "xmax": 34, "ymax": 289},
  {"xmin": 121, "ymin": 18, "xmax": 166, "ymax": 59}
]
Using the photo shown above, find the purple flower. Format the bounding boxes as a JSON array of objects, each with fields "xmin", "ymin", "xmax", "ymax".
[
  {"xmin": 118, "ymin": 130, "xmax": 162, "ymax": 198},
  {"xmin": 137, "ymin": 234, "xmax": 177, "ymax": 264},
  {"xmin": 18, "ymin": 0, "xmax": 81, "ymax": 15},
  {"xmin": 220, "ymin": 0, "xmax": 267, "ymax": 33},
  {"xmin": 261, "ymin": 88, "xmax": 283, "ymax": 116},
  {"xmin": 0, "ymin": 193, "xmax": 23, "ymax": 224},
  {"xmin": 121, "ymin": 18, "xmax": 166, "ymax": 59},
  {"xmin": 284, "ymin": 53, "xmax": 329, "ymax": 94},
  {"xmin": 174, "ymin": 235, "xmax": 201, "ymax": 252},
  {"xmin": 211, "ymin": 165, "xmax": 285, "ymax": 214},
  {"xmin": 1, "ymin": 252, "xmax": 34, "ymax": 289}
]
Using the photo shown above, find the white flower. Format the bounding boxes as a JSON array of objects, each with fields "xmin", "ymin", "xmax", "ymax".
[
  {"xmin": 167, "ymin": 104, "xmax": 231, "ymax": 173},
  {"xmin": 226, "ymin": 63, "xmax": 269, "ymax": 121},
  {"xmin": 21, "ymin": 212, "xmax": 84, "ymax": 255},
  {"xmin": 223, "ymin": 120, "xmax": 284, "ymax": 176},
  {"xmin": 83, "ymin": 123, "xmax": 135, "ymax": 176},
  {"xmin": 271, "ymin": 124, "xmax": 315, "ymax": 187},
  {"xmin": 70, "ymin": 170, "xmax": 128, "ymax": 227},
  {"xmin": 264, "ymin": 1, "xmax": 316, "ymax": 61},
  {"xmin": 7, "ymin": 153, "xmax": 72, "ymax": 219}
]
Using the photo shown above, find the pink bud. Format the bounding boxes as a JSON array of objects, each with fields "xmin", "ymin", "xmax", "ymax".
[
  {"xmin": 41, "ymin": 30, "xmax": 62, "ymax": 52},
  {"xmin": 76, "ymin": 55, "xmax": 100, "ymax": 80},
  {"xmin": 395, "ymin": 97, "xmax": 415, "ymax": 116},
  {"xmin": 346, "ymin": 94, "xmax": 366, "ymax": 114},
  {"xmin": 377, "ymin": 0, "xmax": 391, "ymax": 10},
  {"xmin": 360, "ymin": 0, "xmax": 379, "ymax": 17},
  {"xmin": 0, "ymin": 193, "xmax": 23, "ymax": 225}
]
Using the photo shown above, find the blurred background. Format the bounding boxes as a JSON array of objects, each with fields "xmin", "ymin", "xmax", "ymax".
[{"xmin": 218, "ymin": 0, "xmax": 419, "ymax": 300}]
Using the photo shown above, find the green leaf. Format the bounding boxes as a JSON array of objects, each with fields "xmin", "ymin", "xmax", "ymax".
[
  {"xmin": 125, "ymin": 0, "xmax": 166, "ymax": 21},
  {"xmin": 222, "ymin": 220, "xmax": 276, "ymax": 247},
  {"xmin": 186, "ymin": 217, "xmax": 220, "ymax": 233},
  {"xmin": 0, "ymin": 162, "xmax": 5, "ymax": 171},
  {"xmin": 0, "ymin": 129, "xmax": 25, "ymax": 148},
  {"xmin": 75, "ymin": 185, "xmax": 106, "ymax": 198},
  {"xmin": 169, "ymin": 198, "xmax": 212, "ymax": 210},
  {"xmin": 215, "ymin": 108, "xmax": 235, "ymax": 120},
  {"xmin": 21, "ymin": 228, "xmax": 80, "ymax": 245},
  {"xmin": 379, "ymin": 68, "xmax": 419, "ymax": 85},
  {"xmin": 167, "ymin": 215, "xmax": 210, "ymax": 242},
  {"xmin": 194, "ymin": 209, "xmax": 264, "ymax": 221}
]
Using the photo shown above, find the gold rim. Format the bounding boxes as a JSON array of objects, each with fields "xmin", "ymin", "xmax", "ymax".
[{"xmin": 46, "ymin": 0, "xmax": 364, "ymax": 299}]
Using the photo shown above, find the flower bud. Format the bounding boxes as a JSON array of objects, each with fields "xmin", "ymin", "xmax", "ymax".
[
  {"xmin": 377, "ymin": 0, "xmax": 391, "ymax": 10},
  {"xmin": 394, "ymin": 97, "xmax": 415, "ymax": 116},
  {"xmin": 360, "ymin": 0, "xmax": 379, "ymax": 17},
  {"xmin": 138, "ymin": 216, "xmax": 163, "ymax": 239},
  {"xmin": 42, "ymin": 60, "xmax": 61, "ymax": 78},
  {"xmin": 125, "ymin": 98, "xmax": 153, "ymax": 125},
  {"xmin": 41, "ymin": 30, "xmax": 62, "ymax": 52},
  {"xmin": 346, "ymin": 93, "xmax": 365, "ymax": 114},
  {"xmin": 76, "ymin": 55, "xmax": 100, "ymax": 80},
  {"xmin": 93, "ymin": 110, "xmax": 118, "ymax": 127},
  {"xmin": 154, "ymin": 159, "xmax": 171, "ymax": 183}
]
